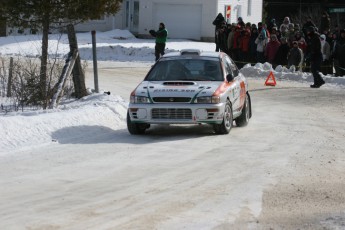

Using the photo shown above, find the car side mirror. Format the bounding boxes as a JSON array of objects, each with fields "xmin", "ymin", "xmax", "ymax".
[{"xmin": 226, "ymin": 73, "xmax": 234, "ymax": 82}]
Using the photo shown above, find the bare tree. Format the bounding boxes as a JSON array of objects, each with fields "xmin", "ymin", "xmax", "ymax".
[{"xmin": 0, "ymin": 0, "xmax": 123, "ymax": 109}]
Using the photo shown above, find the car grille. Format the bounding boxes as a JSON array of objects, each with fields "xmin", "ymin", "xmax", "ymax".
[
  {"xmin": 152, "ymin": 97, "xmax": 191, "ymax": 103},
  {"xmin": 151, "ymin": 108, "xmax": 192, "ymax": 119}
]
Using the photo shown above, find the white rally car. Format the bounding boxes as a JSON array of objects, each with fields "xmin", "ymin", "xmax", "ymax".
[{"xmin": 127, "ymin": 49, "xmax": 252, "ymax": 135}]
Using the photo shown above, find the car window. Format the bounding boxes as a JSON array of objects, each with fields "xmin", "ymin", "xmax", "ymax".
[
  {"xmin": 145, "ymin": 58, "xmax": 223, "ymax": 81},
  {"xmin": 145, "ymin": 61, "xmax": 169, "ymax": 81},
  {"xmin": 224, "ymin": 56, "xmax": 239, "ymax": 78}
]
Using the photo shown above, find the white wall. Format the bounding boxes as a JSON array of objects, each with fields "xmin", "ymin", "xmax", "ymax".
[
  {"xmin": 68, "ymin": 0, "xmax": 263, "ymax": 41},
  {"xmin": 136, "ymin": 0, "xmax": 217, "ymax": 40}
]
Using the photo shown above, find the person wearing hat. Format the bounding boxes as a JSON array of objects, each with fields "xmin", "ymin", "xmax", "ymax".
[
  {"xmin": 213, "ymin": 13, "xmax": 225, "ymax": 52},
  {"xmin": 320, "ymin": 34, "xmax": 331, "ymax": 75},
  {"xmin": 307, "ymin": 26, "xmax": 325, "ymax": 88},
  {"xmin": 237, "ymin": 17, "xmax": 245, "ymax": 28}
]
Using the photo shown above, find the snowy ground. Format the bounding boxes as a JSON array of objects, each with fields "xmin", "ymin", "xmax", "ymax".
[{"xmin": 1, "ymin": 30, "xmax": 345, "ymax": 229}]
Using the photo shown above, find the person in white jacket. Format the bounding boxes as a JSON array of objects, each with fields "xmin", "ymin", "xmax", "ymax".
[{"xmin": 320, "ymin": 34, "xmax": 331, "ymax": 75}]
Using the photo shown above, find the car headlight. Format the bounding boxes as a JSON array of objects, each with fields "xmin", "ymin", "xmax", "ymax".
[
  {"xmin": 130, "ymin": 96, "xmax": 150, "ymax": 103},
  {"xmin": 195, "ymin": 96, "xmax": 220, "ymax": 104}
]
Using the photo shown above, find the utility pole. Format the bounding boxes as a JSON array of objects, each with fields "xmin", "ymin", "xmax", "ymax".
[{"xmin": 91, "ymin": 30, "xmax": 99, "ymax": 93}]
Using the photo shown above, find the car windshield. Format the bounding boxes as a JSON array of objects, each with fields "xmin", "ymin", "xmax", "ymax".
[{"xmin": 145, "ymin": 58, "xmax": 223, "ymax": 81}]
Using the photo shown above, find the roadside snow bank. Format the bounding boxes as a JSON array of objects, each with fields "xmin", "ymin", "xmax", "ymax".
[
  {"xmin": 241, "ymin": 63, "xmax": 345, "ymax": 88},
  {"xmin": 0, "ymin": 93, "xmax": 127, "ymax": 154}
]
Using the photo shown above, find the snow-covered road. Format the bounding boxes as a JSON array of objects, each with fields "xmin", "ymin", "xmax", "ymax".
[{"xmin": 1, "ymin": 65, "xmax": 345, "ymax": 229}]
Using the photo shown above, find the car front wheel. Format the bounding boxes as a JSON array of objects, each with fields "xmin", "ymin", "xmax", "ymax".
[
  {"xmin": 213, "ymin": 100, "xmax": 233, "ymax": 134},
  {"xmin": 127, "ymin": 111, "xmax": 150, "ymax": 135},
  {"xmin": 235, "ymin": 93, "xmax": 250, "ymax": 127}
]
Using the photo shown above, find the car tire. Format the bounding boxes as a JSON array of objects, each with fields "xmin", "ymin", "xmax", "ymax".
[
  {"xmin": 235, "ymin": 93, "xmax": 250, "ymax": 127},
  {"xmin": 127, "ymin": 111, "xmax": 149, "ymax": 135},
  {"xmin": 214, "ymin": 100, "xmax": 233, "ymax": 134}
]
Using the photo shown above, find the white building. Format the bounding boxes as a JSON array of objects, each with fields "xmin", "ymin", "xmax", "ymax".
[
  {"xmin": 75, "ymin": 0, "xmax": 263, "ymax": 41},
  {"xmin": 4, "ymin": 0, "xmax": 263, "ymax": 41}
]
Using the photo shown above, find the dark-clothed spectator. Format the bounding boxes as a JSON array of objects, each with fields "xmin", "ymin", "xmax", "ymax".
[
  {"xmin": 227, "ymin": 25, "xmax": 236, "ymax": 58},
  {"xmin": 302, "ymin": 16, "xmax": 316, "ymax": 38},
  {"xmin": 265, "ymin": 34, "xmax": 281, "ymax": 65},
  {"xmin": 213, "ymin": 13, "xmax": 226, "ymax": 51},
  {"xmin": 307, "ymin": 26, "xmax": 325, "ymax": 88},
  {"xmin": 333, "ymin": 29, "xmax": 345, "ymax": 76},
  {"xmin": 294, "ymin": 31, "xmax": 304, "ymax": 45},
  {"xmin": 268, "ymin": 18, "xmax": 277, "ymax": 33},
  {"xmin": 288, "ymin": 41, "xmax": 302, "ymax": 71},
  {"xmin": 216, "ymin": 22, "xmax": 228, "ymax": 53},
  {"xmin": 320, "ymin": 12, "xmax": 331, "ymax": 35},
  {"xmin": 249, "ymin": 27, "xmax": 259, "ymax": 63},
  {"xmin": 294, "ymin": 24, "xmax": 301, "ymax": 34},
  {"xmin": 274, "ymin": 37, "xmax": 290, "ymax": 67},
  {"xmin": 237, "ymin": 17, "xmax": 245, "ymax": 28},
  {"xmin": 326, "ymin": 31, "xmax": 333, "ymax": 45},
  {"xmin": 330, "ymin": 32, "xmax": 338, "ymax": 75},
  {"xmin": 331, "ymin": 32, "xmax": 340, "ymax": 77}
]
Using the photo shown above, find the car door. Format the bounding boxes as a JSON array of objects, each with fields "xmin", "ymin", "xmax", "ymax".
[{"xmin": 223, "ymin": 56, "xmax": 242, "ymax": 112}]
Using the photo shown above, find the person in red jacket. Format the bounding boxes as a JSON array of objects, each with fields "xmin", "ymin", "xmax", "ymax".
[
  {"xmin": 239, "ymin": 29, "xmax": 251, "ymax": 68},
  {"xmin": 232, "ymin": 25, "xmax": 242, "ymax": 65},
  {"xmin": 265, "ymin": 34, "xmax": 281, "ymax": 66}
]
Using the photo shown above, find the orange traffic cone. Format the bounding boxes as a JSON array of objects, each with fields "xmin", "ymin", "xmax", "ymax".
[{"xmin": 264, "ymin": 71, "xmax": 276, "ymax": 86}]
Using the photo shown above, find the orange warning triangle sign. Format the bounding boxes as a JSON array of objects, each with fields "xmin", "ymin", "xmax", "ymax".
[{"xmin": 264, "ymin": 71, "xmax": 276, "ymax": 86}]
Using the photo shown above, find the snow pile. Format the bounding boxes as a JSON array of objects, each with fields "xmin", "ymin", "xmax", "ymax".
[
  {"xmin": 0, "ymin": 93, "xmax": 127, "ymax": 153},
  {"xmin": 241, "ymin": 63, "xmax": 345, "ymax": 88}
]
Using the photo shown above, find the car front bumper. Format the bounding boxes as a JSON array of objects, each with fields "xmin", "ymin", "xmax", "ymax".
[{"xmin": 128, "ymin": 103, "xmax": 226, "ymax": 124}]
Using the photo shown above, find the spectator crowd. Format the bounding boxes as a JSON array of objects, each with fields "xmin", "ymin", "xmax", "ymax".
[{"xmin": 213, "ymin": 12, "xmax": 345, "ymax": 76}]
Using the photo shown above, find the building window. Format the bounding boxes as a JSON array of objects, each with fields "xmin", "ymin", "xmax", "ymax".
[{"xmin": 247, "ymin": 0, "xmax": 252, "ymax": 16}]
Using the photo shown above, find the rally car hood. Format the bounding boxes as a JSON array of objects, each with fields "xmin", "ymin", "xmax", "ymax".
[{"xmin": 135, "ymin": 81, "xmax": 224, "ymax": 98}]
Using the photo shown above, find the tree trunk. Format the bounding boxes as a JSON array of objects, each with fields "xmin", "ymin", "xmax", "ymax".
[
  {"xmin": 40, "ymin": 17, "xmax": 49, "ymax": 109},
  {"xmin": 67, "ymin": 24, "xmax": 87, "ymax": 99}
]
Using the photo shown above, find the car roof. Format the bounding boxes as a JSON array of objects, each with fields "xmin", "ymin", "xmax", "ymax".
[{"xmin": 162, "ymin": 49, "xmax": 223, "ymax": 59}]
